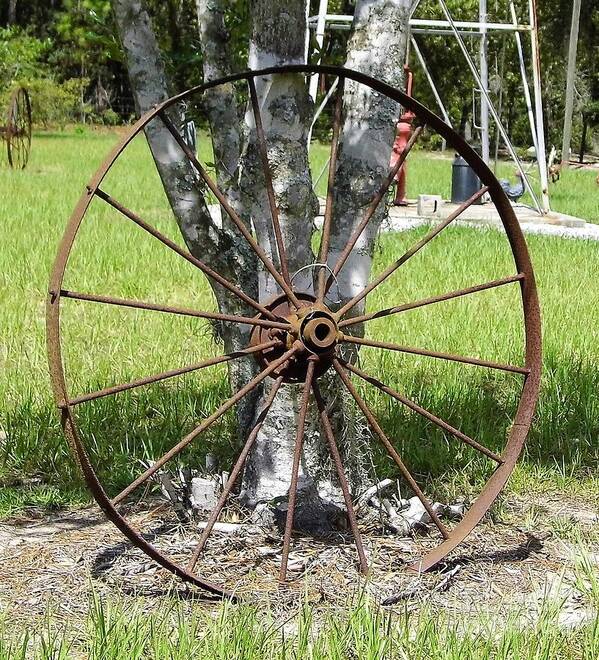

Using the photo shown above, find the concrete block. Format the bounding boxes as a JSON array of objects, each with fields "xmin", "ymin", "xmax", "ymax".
[
  {"xmin": 190, "ymin": 477, "xmax": 218, "ymax": 511},
  {"xmin": 417, "ymin": 194, "xmax": 442, "ymax": 217}
]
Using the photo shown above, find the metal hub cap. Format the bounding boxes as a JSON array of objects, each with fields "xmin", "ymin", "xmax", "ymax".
[
  {"xmin": 300, "ymin": 310, "xmax": 338, "ymax": 354},
  {"xmin": 250, "ymin": 294, "xmax": 339, "ymax": 383}
]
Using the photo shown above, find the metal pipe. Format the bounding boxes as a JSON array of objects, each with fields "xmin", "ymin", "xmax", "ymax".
[
  {"xmin": 510, "ymin": 2, "xmax": 539, "ymax": 162},
  {"xmin": 437, "ymin": 0, "xmax": 542, "ymax": 214},
  {"xmin": 310, "ymin": 76, "xmax": 339, "ymax": 130},
  {"xmin": 479, "ymin": 0, "xmax": 490, "ymax": 165},
  {"xmin": 410, "ymin": 36, "xmax": 451, "ymax": 151},
  {"xmin": 561, "ymin": 0, "xmax": 582, "ymax": 167},
  {"xmin": 328, "ymin": 25, "xmax": 491, "ymax": 36},
  {"xmin": 309, "ymin": 0, "xmax": 329, "ymax": 102},
  {"xmin": 528, "ymin": 0, "xmax": 550, "ymax": 212},
  {"xmin": 307, "ymin": 15, "xmax": 532, "ymax": 33}
]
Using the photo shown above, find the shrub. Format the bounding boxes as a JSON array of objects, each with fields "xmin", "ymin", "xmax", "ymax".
[{"xmin": 18, "ymin": 77, "xmax": 89, "ymax": 127}]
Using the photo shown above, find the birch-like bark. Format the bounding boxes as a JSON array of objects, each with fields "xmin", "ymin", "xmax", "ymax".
[
  {"xmin": 112, "ymin": 0, "xmax": 412, "ymax": 532},
  {"xmin": 328, "ymin": 0, "xmax": 411, "ymax": 314},
  {"xmin": 238, "ymin": 0, "xmax": 328, "ymax": 526},
  {"xmin": 112, "ymin": 0, "xmax": 259, "ymax": 433},
  {"xmin": 8, "ymin": 0, "xmax": 17, "ymax": 25},
  {"xmin": 195, "ymin": 0, "xmax": 242, "ymax": 196},
  {"xmin": 112, "ymin": 0, "xmax": 222, "ymax": 270},
  {"xmin": 310, "ymin": 0, "xmax": 412, "ymax": 513},
  {"xmin": 240, "ymin": 0, "xmax": 317, "ymax": 299},
  {"xmin": 195, "ymin": 0, "xmax": 261, "ymax": 431}
]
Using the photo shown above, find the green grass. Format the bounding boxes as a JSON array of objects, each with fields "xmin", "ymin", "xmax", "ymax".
[
  {"xmin": 0, "ymin": 127, "xmax": 598, "ymax": 511},
  {"xmin": 1, "ymin": 557, "xmax": 598, "ymax": 659}
]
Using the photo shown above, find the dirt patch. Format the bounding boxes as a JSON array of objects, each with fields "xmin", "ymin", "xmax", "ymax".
[{"xmin": 0, "ymin": 493, "xmax": 597, "ymax": 630}]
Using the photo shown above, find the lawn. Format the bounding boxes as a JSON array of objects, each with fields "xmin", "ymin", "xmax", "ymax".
[
  {"xmin": 1, "ymin": 127, "xmax": 597, "ymax": 504},
  {"xmin": 1, "ymin": 576, "xmax": 599, "ymax": 659},
  {"xmin": 0, "ymin": 128, "xmax": 598, "ymax": 656}
]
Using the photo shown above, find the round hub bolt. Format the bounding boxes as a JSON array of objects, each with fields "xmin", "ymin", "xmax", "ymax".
[
  {"xmin": 301, "ymin": 315, "xmax": 338, "ymax": 353},
  {"xmin": 249, "ymin": 293, "xmax": 339, "ymax": 382}
]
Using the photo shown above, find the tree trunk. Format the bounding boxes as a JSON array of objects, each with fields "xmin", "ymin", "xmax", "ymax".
[
  {"xmin": 195, "ymin": 0, "xmax": 243, "ymax": 196},
  {"xmin": 309, "ymin": 0, "xmax": 412, "ymax": 524},
  {"xmin": 195, "ymin": 0, "xmax": 261, "ymax": 432},
  {"xmin": 579, "ymin": 113, "xmax": 588, "ymax": 163},
  {"xmin": 8, "ymin": 0, "xmax": 17, "ymax": 25},
  {"xmin": 237, "ymin": 0, "xmax": 336, "ymax": 529},
  {"xmin": 327, "ymin": 0, "xmax": 411, "ymax": 315},
  {"xmin": 112, "ymin": 0, "xmax": 260, "ymax": 433},
  {"xmin": 112, "ymin": 0, "xmax": 411, "ymax": 533}
]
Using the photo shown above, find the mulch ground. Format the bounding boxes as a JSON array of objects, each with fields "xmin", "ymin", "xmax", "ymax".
[{"xmin": 0, "ymin": 492, "xmax": 597, "ymax": 630}]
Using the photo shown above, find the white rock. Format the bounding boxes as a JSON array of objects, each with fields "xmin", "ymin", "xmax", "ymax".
[
  {"xmin": 197, "ymin": 521, "xmax": 240, "ymax": 533},
  {"xmin": 190, "ymin": 477, "xmax": 218, "ymax": 511}
]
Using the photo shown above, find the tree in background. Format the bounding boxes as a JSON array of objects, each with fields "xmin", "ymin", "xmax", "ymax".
[
  {"xmin": 2, "ymin": 0, "xmax": 598, "ymax": 150},
  {"xmin": 111, "ymin": 0, "xmax": 411, "ymax": 529},
  {"xmin": 0, "ymin": 0, "xmax": 131, "ymax": 124}
]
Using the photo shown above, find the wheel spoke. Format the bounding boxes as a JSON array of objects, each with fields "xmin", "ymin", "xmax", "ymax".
[
  {"xmin": 325, "ymin": 124, "xmax": 425, "ymax": 295},
  {"xmin": 187, "ymin": 375, "xmax": 285, "ymax": 571},
  {"xmin": 332, "ymin": 358, "xmax": 450, "ymax": 539},
  {"xmin": 111, "ymin": 343, "xmax": 301, "ymax": 505},
  {"xmin": 316, "ymin": 76, "xmax": 345, "ymax": 303},
  {"xmin": 339, "ymin": 273, "xmax": 525, "ymax": 328},
  {"xmin": 95, "ymin": 188, "xmax": 279, "ymax": 322},
  {"xmin": 59, "ymin": 289, "xmax": 291, "ymax": 331},
  {"xmin": 158, "ymin": 111, "xmax": 302, "ymax": 308},
  {"xmin": 312, "ymin": 381, "xmax": 368, "ymax": 574},
  {"xmin": 341, "ymin": 335, "xmax": 529, "ymax": 375},
  {"xmin": 279, "ymin": 359, "xmax": 317, "ymax": 582},
  {"xmin": 339, "ymin": 359, "xmax": 503, "ymax": 464},
  {"xmin": 66, "ymin": 339, "xmax": 281, "ymax": 407},
  {"xmin": 336, "ymin": 186, "xmax": 489, "ymax": 319},
  {"xmin": 248, "ymin": 77, "xmax": 291, "ymax": 286}
]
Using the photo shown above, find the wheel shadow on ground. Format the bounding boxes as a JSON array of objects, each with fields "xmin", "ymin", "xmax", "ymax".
[
  {"xmin": 89, "ymin": 520, "xmax": 223, "ymax": 601},
  {"xmin": 432, "ymin": 530, "xmax": 547, "ymax": 573},
  {"xmin": 369, "ymin": 352, "xmax": 599, "ymax": 494},
  {"xmin": 4, "ymin": 351, "xmax": 597, "ymax": 503}
]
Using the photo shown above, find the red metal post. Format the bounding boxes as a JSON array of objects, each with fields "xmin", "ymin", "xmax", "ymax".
[{"xmin": 391, "ymin": 66, "xmax": 415, "ymax": 206}]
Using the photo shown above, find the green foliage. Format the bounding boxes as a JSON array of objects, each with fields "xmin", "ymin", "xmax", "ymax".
[
  {"xmin": 0, "ymin": 583, "xmax": 598, "ymax": 659},
  {"xmin": 0, "ymin": 26, "xmax": 93, "ymax": 126},
  {"xmin": 1, "ymin": 2, "xmax": 127, "ymax": 124},
  {"xmin": 26, "ymin": 77, "xmax": 88, "ymax": 126},
  {"xmin": 51, "ymin": 0, "xmax": 122, "ymax": 75},
  {"xmin": 0, "ymin": 27, "xmax": 51, "ymax": 87},
  {"xmin": 3, "ymin": 0, "xmax": 598, "ymax": 144}
]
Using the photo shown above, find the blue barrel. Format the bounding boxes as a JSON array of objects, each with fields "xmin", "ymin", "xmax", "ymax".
[{"xmin": 451, "ymin": 154, "xmax": 482, "ymax": 204}]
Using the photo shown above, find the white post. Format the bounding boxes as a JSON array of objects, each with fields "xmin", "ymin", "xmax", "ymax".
[
  {"xmin": 561, "ymin": 0, "xmax": 582, "ymax": 168},
  {"xmin": 528, "ymin": 0, "xmax": 550, "ymax": 213},
  {"xmin": 310, "ymin": 76, "xmax": 339, "ymax": 130},
  {"xmin": 410, "ymin": 36, "xmax": 452, "ymax": 127},
  {"xmin": 309, "ymin": 0, "xmax": 329, "ymax": 101},
  {"xmin": 479, "ymin": 0, "xmax": 490, "ymax": 164},
  {"xmin": 510, "ymin": 2, "xmax": 539, "ymax": 159}
]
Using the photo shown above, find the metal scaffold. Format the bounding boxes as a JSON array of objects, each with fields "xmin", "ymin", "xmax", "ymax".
[{"xmin": 306, "ymin": 0, "xmax": 551, "ymax": 215}]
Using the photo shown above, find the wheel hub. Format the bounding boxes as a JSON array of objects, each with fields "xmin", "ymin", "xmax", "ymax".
[{"xmin": 250, "ymin": 293, "xmax": 339, "ymax": 383}]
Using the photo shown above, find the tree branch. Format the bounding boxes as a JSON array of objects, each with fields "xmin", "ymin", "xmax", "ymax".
[{"xmin": 111, "ymin": 0, "xmax": 233, "ymax": 277}]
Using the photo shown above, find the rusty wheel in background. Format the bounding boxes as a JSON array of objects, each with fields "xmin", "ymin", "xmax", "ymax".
[
  {"xmin": 47, "ymin": 65, "xmax": 541, "ymax": 599},
  {"xmin": 6, "ymin": 87, "xmax": 32, "ymax": 169}
]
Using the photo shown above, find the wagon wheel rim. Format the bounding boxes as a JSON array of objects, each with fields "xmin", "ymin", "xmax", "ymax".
[
  {"xmin": 47, "ymin": 65, "xmax": 541, "ymax": 598},
  {"xmin": 6, "ymin": 87, "xmax": 32, "ymax": 169}
]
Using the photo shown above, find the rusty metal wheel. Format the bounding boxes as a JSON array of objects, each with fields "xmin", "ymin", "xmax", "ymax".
[
  {"xmin": 6, "ymin": 87, "xmax": 32, "ymax": 169},
  {"xmin": 47, "ymin": 65, "xmax": 541, "ymax": 599}
]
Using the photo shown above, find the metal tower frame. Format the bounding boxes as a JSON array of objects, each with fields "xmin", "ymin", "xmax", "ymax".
[{"xmin": 307, "ymin": 0, "xmax": 550, "ymax": 215}]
